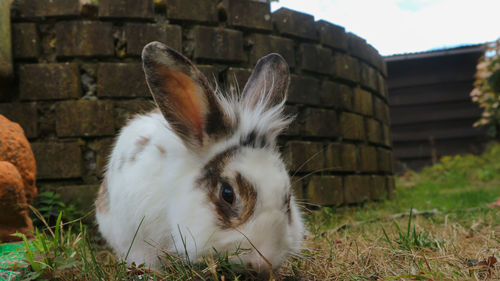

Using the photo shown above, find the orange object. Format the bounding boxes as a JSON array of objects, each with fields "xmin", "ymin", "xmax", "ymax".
[{"xmin": 0, "ymin": 114, "xmax": 37, "ymax": 241}]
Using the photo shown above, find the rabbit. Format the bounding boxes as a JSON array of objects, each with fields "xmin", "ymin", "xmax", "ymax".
[{"xmin": 95, "ymin": 41, "xmax": 304, "ymax": 273}]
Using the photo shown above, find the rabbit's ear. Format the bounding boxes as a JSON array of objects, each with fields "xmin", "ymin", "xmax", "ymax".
[
  {"xmin": 142, "ymin": 42, "xmax": 230, "ymax": 149},
  {"xmin": 241, "ymin": 53, "xmax": 290, "ymax": 110}
]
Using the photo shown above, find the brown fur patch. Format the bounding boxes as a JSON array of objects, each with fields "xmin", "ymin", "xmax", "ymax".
[
  {"xmin": 156, "ymin": 144, "xmax": 167, "ymax": 156},
  {"xmin": 96, "ymin": 180, "xmax": 109, "ymax": 213},
  {"xmin": 197, "ymin": 147, "xmax": 258, "ymax": 229},
  {"xmin": 130, "ymin": 136, "xmax": 151, "ymax": 163}
]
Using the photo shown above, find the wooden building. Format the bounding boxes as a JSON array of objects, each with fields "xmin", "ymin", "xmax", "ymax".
[{"xmin": 386, "ymin": 44, "xmax": 488, "ymax": 171}]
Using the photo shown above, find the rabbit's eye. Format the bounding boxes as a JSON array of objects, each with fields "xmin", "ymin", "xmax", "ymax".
[{"xmin": 220, "ymin": 181, "xmax": 235, "ymax": 205}]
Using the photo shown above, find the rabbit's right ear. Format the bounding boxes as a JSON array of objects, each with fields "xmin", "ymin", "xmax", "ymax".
[{"xmin": 142, "ymin": 42, "xmax": 231, "ymax": 150}]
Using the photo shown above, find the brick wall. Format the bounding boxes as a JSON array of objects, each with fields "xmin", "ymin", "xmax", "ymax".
[{"xmin": 0, "ymin": 0, "xmax": 394, "ymax": 209}]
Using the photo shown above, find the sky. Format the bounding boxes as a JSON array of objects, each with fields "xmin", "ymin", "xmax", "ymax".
[{"xmin": 271, "ymin": 0, "xmax": 500, "ymax": 56}]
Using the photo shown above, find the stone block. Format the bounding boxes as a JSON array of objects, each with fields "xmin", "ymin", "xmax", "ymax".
[
  {"xmin": 291, "ymin": 176, "xmax": 305, "ymax": 201},
  {"xmin": 99, "ymin": 0, "xmax": 154, "ymax": 19},
  {"xmin": 114, "ymin": 100, "xmax": 156, "ymax": 129},
  {"xmin": 332, "ymin": 53, "xmax": 360, "ymax": 82},
  {"xmin": 48, "ymin": 184, "xmax": 99, "ymax": 213},
  {"xmin": 56, "ymin": 100, "xmax": 115, "ymax": 137},
  {"xmin": 197, "ymin": 65, "xmax": 220, "ymax": 81},
  {"xmin": 339, "ymin": 143, "xmax": 358, "ymax": 171},
  {"xmin": 247, "ymin": 34, "xmax": 295, "ymax": 67},
  {"xmin": 12, "ymin": 23, "xmax": 39, "ymax": 59},
  {"xmin": 359, "ymin": 62, "xmax": 378, "ymax": 91},
  {"xmin": 339, "ymin": 112, "xmax": 364, "ymax": 140},
  {"xmin": 352, "ymin": 88, "xmax": 373, "ymax": 115},
  {"xmin": 378, "ymin": 148, "xmax": 393, "ymax": 172},
  {"xmin": 226, "ymin": 67, "xmax": 252, "ymax": 91},
  {"xmin": 282, "ymin": 105, "xmax": 302, "ymax": 136},
  {"xmin": 192, "ymin": 26, "xmax": 244, "ymax": 62},
  {"xmin": 284, "ymin": 141, "xmax": 324, "ymax": 172},
  {"xmin": 370, "ymin": 175, "xmax": 387, "ymax": 200},
  {"xmin": 14, "ymin": 0, "xmax": 82, "ymax": 18},
  {"xmin": 347, "ymin": 33, "xmax": 370, "ymax": 62},
  {"xmin": 373, "ymin": 96, "xmax": 385, "ymax": 122},
  {"xmin": 366, "ymin": 118, "xmax": 382, "ymax": 144},
  {"xmin": 224, "ymin": 0, "xmax": 272, "ymax": 30},
  {"xmin": 377, "ymin": 73, "xmax": 388, "ymax": 98},
  {"xmin": 287, "ymin": 75, "xmax": 320, "ymax": 105},
  {"xmin": 55, "ymin": 21, "xmax": 114, "ymax": 57},
  {"xmin": 359, "ymin": 145, "xmax": 377, "ymax": 172},
  {"xmin": 315, "ymin": 20, "xmax": 347, "ymax": 51},
  {"xmin": 0, "ymin": 0, "xmax": 12, "ymax": 82},
  {"xmin": 382, "ymin": 124, "xmax": 391, "ymax": 147},
  {"xmin": 87, "ymin": 138, "xmax": 114, "ymax": 178},
  {"xmin": 325, "ymin": 143, "xmax": 342, "ymax": 172},
  {"xmin": 0, "ymin": 103, "xmax": 38, "ymax": 138},
  {"xmin": 97, "ymin": 63, "xmax": 150, "ymax": 98},
  {"xmin": 321, "ymin": 81, "xmax": 353, "ymax": 109},
  {"xmin": 32, "ymin": 142, "xmax": 82, "ymax": 179},
  {"xmin": 306, "ymin": 175, "xmax": 343, "ymax": 206},
  {"xmin": 344, "ymin": 175, "xmax": 370, "ymax": 204},
  {"xmin": 19, "ymin": 63, "xmax": 80, "ymax": 101},
  {"xmin": 125, "ymin": 23, "xmax": 182, "ymax": 55},
  {"xmin": 166, "ymin": 0, "xmax": 217, "ymax": 22},
  {"xmin": 299, "ymin": 43, "xmax": 333, "ymax": 75},
  {"xmin": 303, "ymin": 108, "xmax": 338, "ymax": 137},
  {"xmin": 272, "ymin": 8, "xmax": 317, "ymax": 40}
]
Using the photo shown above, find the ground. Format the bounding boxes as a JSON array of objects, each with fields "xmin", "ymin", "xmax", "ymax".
[{"xmin": 2, "ymin": 143, "xmax": 500, "ymax": 280}]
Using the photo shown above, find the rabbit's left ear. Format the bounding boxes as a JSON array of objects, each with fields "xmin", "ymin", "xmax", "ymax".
[
  {"xmin": 241, "ymin": 53, "xmax": 290, "ymax": 110},
  {"xmin": 142, "ymin": 42, "xmax": 230, "ymax": 150}
]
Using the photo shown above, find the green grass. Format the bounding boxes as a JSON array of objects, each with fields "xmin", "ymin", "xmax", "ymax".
[{"xmin": 10, "ymin": 142, "xmax": 500, "ymax": 280}]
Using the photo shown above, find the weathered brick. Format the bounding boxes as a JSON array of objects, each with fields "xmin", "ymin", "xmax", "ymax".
[
  {"xmin": 114, "ymin": 100, "xmax": 156, "ymax": 129},
  {"xmin": 359, "ymin": 62, "xmax": 378, "ymax": 91},
  {"xmin": 384, "ymin": 104, "xmax": 391, "ymax": 125},
  {"xmin": 307, "ymin": 175, "xmax": 343, "ymax": 205},
  {"xmin": 359, "ymin": 145, "xmax": 377, "ymax": 172},
  {"xmin": 197, "ymin": 65, "xmax": 220, "ymax": 80},
  {"xmin": 12, "ymin": 23, "xmax": 39, "ymax": 59},
  {"xmin": 382, "ymin": 124, "xmax": 391, "ymax": 147},
  {"xmin": 299, "ymin": 43, "xmax": 333, "ymax": 75},
  {"xmin": 366, "ymin": 44, "xmax": 382, "ymax": 70},
  {"xmin": 378, "ymin": 148, "xmax": 393, "ymax": 172},
  {"xmin": 339, "ymin": 112, "xmax": 364, "ymax": 140},
  {"xmin": 166, "ymin": 0, "xmax": 217, "ymax": 22},
  {"xmin": 282, "ymin": 105, "xmax": 302, "ymax": 136},
  {"xmin": 366, "ymin": 118, "xmax": 382, "ymax": 144},
  {"xmin": 0, "ymin": 103, "xmax": 38, "ymax": 138},
  {"xmin": 56, "ymin": 100, "xmax": 115, "ymax": 137},
  {"xmin": 284, "ymin": 141, "xmax": 324, "ymax": 172},
  {"xmin": 377, "ymin": 73, "xmax": 387, "ymax": 98},
  {"xmin": 14, "ymin": 0, "xmax": 81, "ymax": 18},
  {"xmin": 347, "ymin": 33, "xmax": 370, "ymax": 62},
  {"xmin": 344, "ymin": 175, "xmax": 370, "ymax": 203},
  {"xmin": 224, "ymin": 0, "xmax": 272, "ymax": 30},
  {"xmin": 97, "ymin": 63, "xmax": 150, "ymax": 98},
  {"xmin": 291, "ymin": 176, "xmax": 305, "ymax": 201},
  {"xmin": 303, "ymin": 108, "xmax": 338, "ymax": 137},
  {"xmin": 226, "ymin": 67, "xmax": 252, "ymax": 91},
  {"xmin": 32, "ymin": 142, "xmax": 82, "ymax": 179},
  {"xmin": 325, "ymin": 143, "xmax": 342, "ymax": 171},
  {"xmin": 192, "ymin": 26, "xmax": 244, "ymax": 62},
  {"xmin": 320, "ymin": 81, "xmax": 353, "ymax": 109},
  {"xmin": 315, "ymin": 20, "xmax": 347, "ymax": 51},
  {"xmin": 370, "ymin": 175, "xmax": 387, "ymax": 200},
  {"xmin": 125, "ymin": 23, "xmax": 182, "ymax": 55},
  {"xmin": 353, "ymin": 88, "xmax": 373, "ymax": 115},
  {"xmin": 56, "ymin": 21, "xmax": 114, "ymax": 57},
  {"xmin": 48, "ymin": 185, "xmax": 99, "ymax": 213},
  {"xmin": 373, "ymin": 96, "xmax": 385, "ymax": 122},
  {"xmin": 340, "ymin": 143, "xmax": 358, "ymax": 171},
  {"xmin": 332, "ymin": 53, "xmax": 360, "ymax": 82},
  {"xmin": 99, "ymin": 0, "xmax": 153, "ymax": 19},
  {"xmin": 272, "ymin": 8, "xmax": 317, "ymax": 40},
  {"xmin": 248, "ymin": 34, "xmax": 295, "ymax": 67},
  {"xmin": 288, "ymin": 75, "xmax": 320, "ymax": 105},
  {"xmin": 19, "ymin": 63, "xmax": 80, "ymax": 101},
  {"xmin": 386, "ymin": 175, "xmax": 395, "ymax": 198},
  {"xmin": 88, "ymin": 138, "xmax": 114, "ymax": 177}
]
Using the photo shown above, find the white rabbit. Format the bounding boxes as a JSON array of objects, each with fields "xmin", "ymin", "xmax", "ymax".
[{"xmin": 95, "ymin": 41, "xmax": 304, "ymax": 272}]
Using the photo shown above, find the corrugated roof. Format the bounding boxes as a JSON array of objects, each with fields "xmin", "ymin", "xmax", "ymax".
[{"xmin": 384, "ymin": 43, "xmax": 488, "ymax": 62}]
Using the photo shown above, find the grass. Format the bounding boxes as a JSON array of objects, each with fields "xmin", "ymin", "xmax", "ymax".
[{"xmin": 9, "ymin": 142, "xmax": 500, "ymax": 280}]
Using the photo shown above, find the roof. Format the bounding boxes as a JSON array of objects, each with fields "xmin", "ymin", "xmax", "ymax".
[{"xmin": 384, "ymin": 43, "xmax": 488, "ymax": 62}]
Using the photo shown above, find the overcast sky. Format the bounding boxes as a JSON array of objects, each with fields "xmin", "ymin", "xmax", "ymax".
[{"xmin": 271, "ymin": 0, "xmax": 500, "ymax": 56}]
